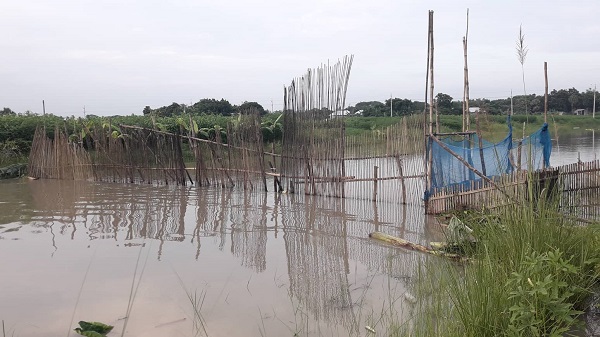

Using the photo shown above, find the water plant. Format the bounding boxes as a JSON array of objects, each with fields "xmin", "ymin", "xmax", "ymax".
[{"xmin": 74, "ymin": 321, "xmax": 113, "ymax": 336}]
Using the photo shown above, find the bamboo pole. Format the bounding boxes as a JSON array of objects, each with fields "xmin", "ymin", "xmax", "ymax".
[
  {"xmin": 462, "ymin": 9, "xmax": 470, "ymax": 132},
  {"xmin": 435, "ymin": 100, "xmax": 440, "ymax": 134},
  {"xmin": 373, "ymin": 165, "xmax": 378, "ymax": 202},
  {"xmin": 425, "ymin": 10, "xmax": 435, "ymax": 195},
  {"xmin": 396, "ymin": 156, "xmax": 407, "ymax": 204},
  {"xmin": 544, "ymin": 61, "xmax": 548, "ymax": 124},
  {"xmin": 369, "ymin": 232, "xmax": 464, "ymax": 260},
  {"xmin": 428, "ymin": 11, "xmax": 435, "ymax": 136},
  {"xmin": 475, "ymin": 107, "xmax": 487, "ymax": 176}
]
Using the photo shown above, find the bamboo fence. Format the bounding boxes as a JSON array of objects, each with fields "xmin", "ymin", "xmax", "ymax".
[{"xmin": 426, "ymin": 159, "xmax": 600, "ymax": 221}]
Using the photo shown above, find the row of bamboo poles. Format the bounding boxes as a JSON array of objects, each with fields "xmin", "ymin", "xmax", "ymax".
[
  {"xmin": 29, "ymin": 115, "xmax": 269, "ymax": 189},
  {"xmin": 28, "ymin": 116, "xmax": 429, "ymax": 205}
]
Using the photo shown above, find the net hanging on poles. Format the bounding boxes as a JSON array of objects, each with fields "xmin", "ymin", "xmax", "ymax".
[{"xmin": 425, "ymin": 117, "xmax": 551, "ymax": 199}]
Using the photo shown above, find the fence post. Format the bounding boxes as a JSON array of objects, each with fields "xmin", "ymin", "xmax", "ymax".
[{"xmin": 373, "ymin": 165, "xmax": 379, "ymax": 202}]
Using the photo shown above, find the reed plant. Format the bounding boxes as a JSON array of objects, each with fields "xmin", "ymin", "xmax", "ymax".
[{"xmin": 400, "ymin": 184, "xmax": 600, "ymax": 336}]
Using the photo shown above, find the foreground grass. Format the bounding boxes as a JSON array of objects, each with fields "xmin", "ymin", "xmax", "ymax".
[{"xmin": 401, "ymin": 190, "xmax": 600, "ymax": 336}]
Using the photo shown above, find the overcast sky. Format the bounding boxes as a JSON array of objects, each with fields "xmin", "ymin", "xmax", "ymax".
[{"xmin": 1, "ymin": 0, "xmax": 599, "ymax": 116}]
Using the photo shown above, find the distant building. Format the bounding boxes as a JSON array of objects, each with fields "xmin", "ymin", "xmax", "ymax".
[
  {"xmin": 468, "ymin": 107, "xmax": 480, "ymax": 114},
  {"xmin": 573, "ymin": 108, "xmax": 586, "ymax": 116},
  {"xmin": 330, "ymin": 109, "xmax": 352, "ymax": 118}
]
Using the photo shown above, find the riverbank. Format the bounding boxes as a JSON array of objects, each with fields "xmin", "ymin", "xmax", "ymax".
[
  {"xmin": 0, "ymin": 163, "xmax": 27, "ymax": 179},
  {"xmin": 400, "ymin": 188, "xmax": 600, "ymax": 336}
]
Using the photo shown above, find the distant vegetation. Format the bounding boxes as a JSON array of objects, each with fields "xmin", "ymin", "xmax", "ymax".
[
  {"xmin": 347, "ymin": 88, "xmax": 598, "ymax": 116},
  {"xmin": 1, "ymin": 86, "xmax": 596, "ymax": 119},
  {"xmin": 141, "ymin": 99, "xmax": 266, "ymax": 117},
  {"xmin": 0, "ymin": 87, "xmax": 598, "ymax": 162}
]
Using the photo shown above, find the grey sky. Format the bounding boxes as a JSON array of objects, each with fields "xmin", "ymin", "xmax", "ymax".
[{"xmin": 1, "ymin": 0, "xmax": 599, "ymax": 116}]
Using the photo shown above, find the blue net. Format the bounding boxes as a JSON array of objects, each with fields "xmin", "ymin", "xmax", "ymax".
[
  {"xmin": 425, "ymin": 117, "xmax": 551, "ymax": 200},
  {"xmin": 511, "ymin": 123, "xmax": 552, "ymax": 172}
]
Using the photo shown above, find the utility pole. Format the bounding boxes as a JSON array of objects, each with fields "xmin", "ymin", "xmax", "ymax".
[
  {"xmin": 390, "ymin": 94, "xmax": 393, "ymax": 117},
  {"xmin": 83, "ymin": 105, "xmax": 86, "ymax": 117},
  {"xmin": 271, "ymin": 99, "xmax": 274, "ymax": 113},
  {"xmin": 593, "ymin": 84, "xmax": 596, "ymax": 119},
  {"xmin": 42, "ymin": 100, "xmax": 46, "ymax": 115}
]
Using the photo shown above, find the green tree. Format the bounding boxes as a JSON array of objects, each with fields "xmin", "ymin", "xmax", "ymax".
[
  {"xmin": 568, "ymin": 91, "xmax": 581, "ymax": 112},
  {"xmin": 581, "ymin": 88, "xmax": 596, "ymax": 111},
  {"xmin": 548, "ymin": 89, "xmax": 570, "ymax": 112},
  {"xmin": 436, "ymin": 93, "xmax": 458, "ymax": 114},
  {"xmin": 355, "ymin": 101, "xmax": 386, "ymax": 116},
  {"xmin": 385, "ymin": 98, "xmax": 416, "ymax": 116},
  {"xmin": 237, "ymin": 101, "xmax": 265, "ymax": 115},
  {"xmin": 142, "ymin": 106, "xmax": 152, "ymax": 115},
  {"xmin": 1, "ymin": 107, "xmax": 15, "ymax": 116},
  {"xmin": 193, "ymin": 98, "xmax": 234, "ymax": 115}
]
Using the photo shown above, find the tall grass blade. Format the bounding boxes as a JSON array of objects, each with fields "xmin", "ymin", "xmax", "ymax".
[
  {"xmin": 67, "ymin": 252, "xmax": 95, "ymax": 337},
  {"xmin": 120, "ymin": 242, "xmax": 151, "ymax": 337}
]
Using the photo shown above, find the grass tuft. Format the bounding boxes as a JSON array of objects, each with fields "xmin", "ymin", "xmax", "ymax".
[{"xmin": 401, "ymin": 182, "xmax": 600, "ymax": 337}]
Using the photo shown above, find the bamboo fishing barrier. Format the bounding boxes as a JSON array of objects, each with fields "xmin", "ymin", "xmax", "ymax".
[
  {"xmin": 28, "ymin": 113, "xmax": 269, "ymax": 188},
  {"xmin": 28, "ymin": 126, "xmax": 94, "ymax": 181},
  {"xmin": 27, "ymin": 111, "xmax": 428, "ymax": 205},
  {"xmin": 280, "ymin": 56, "xmax": 354, "ymax": 198}
]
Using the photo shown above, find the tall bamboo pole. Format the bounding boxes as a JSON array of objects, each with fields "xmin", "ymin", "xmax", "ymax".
[
  {"xmin": 423, "ymin": 10, "xmax": 432, "ymax": 185},
  {"xmin": 428, "ymin": 11, "xmax": 435, "ymax": 137},
  {"xmin": 462, "ymin": 9, "xmax": 470, "ymax": 132},
  {"xmin": 544, "ymin": 62, "xmax": 548, "ymax": 123},
  {"xmin": 426, "ymin": 10, "xmax": 435, "ymax": 194}
]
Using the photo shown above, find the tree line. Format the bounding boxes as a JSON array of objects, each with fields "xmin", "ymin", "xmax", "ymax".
[
  {"xmin": 142, "ymin": 99, "xmax": 266, "ymax": 117},
  {"xmin": 349, "ymin": 87, "xmax": 597, "ymax": 117},
  {"xmin": 1, "ymin": 87, "xmax": 596, "ymax": 118}
]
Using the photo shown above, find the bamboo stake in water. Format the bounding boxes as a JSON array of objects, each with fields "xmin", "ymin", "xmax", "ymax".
[{"xmin": 373, "ymin": 165, "xmax": 378, "ymax": 202}]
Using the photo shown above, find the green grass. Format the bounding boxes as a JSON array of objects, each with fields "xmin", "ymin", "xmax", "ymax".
[
  {"xmin": 399, "ymin": 185, "xmax": 600, "ymax": 337},
  {"xmin": 344, "ymin": 117, "xmax": 410, "ymax": 136},
  {"xmin": 343, "ymin": 114, "xmax": 600, "ymax": 142}
]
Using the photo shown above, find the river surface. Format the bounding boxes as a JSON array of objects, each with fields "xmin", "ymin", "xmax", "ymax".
[
  {"xmin": 0, "ymin": 134, "xmax": 597, "ymax": 337},
  {"xmin": 0, "ymin": 179, "xmax": 440, "ymax": 337}
]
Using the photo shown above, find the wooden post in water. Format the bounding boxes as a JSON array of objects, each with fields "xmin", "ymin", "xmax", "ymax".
[
  {"xmin": 396, "ymin": 156, "xmax": 407, "ymax": 204},
  {"xmin": 373, "ymin": 165, "xmax": 379, "ymax": 202}
]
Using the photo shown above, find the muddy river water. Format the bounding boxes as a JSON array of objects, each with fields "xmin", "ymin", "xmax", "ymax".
[
  {"xmin": 0, "ymin": 178, "xmax": 441, "ymax": 337},
  {"xmin": 0, "ymin": 133, "xmax": 597, "ymax": 337}
]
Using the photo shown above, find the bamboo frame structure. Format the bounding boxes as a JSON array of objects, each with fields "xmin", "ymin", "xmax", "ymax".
[{"xmin": 280, "ymin": 56, "xmax": 354, "ymax": 198}]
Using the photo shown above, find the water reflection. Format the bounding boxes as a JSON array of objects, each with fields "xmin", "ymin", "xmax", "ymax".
[{"xmin": 0, "ymin": 178, "xmax": 434, "ymax": 337}]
